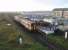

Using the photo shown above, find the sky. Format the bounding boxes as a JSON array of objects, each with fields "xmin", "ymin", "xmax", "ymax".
[{"xmin": 0, "ymin": 0, "xmax": 67, "ymax": 12}]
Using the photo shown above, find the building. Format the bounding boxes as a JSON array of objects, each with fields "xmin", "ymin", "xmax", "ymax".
[
  {"xmin": 53, "ymin": 8, "xmax": 68, "ymax": 18},
  {"xmin": 21, "ymin": 11, "xmax": 53, "ymax": 18}
]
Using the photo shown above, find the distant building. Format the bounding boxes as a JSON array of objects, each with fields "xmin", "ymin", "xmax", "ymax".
[
  {"xmin": 21, "ymin": 11, "xmax": 53, "ymax": 18},
  {"xmin": 53, "ymin": 8, "xmax": 68, "ymax": 18}
]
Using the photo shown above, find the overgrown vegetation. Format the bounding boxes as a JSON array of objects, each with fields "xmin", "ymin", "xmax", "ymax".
[
  {"xmin": 48, "ymin": 34, "xmax": 68, "ymax": 49},
  {"xmin": 0, "ymin": 13, "xmax": 48, "ymax": 50}
]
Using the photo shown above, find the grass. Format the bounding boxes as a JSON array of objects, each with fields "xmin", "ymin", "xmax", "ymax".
[
  {"xmin": 0, "ymin": 13, "xmax": 68, "ymax": 50},
  {"xmin": 47, "ymin": 34, "xmax": 68, "ymax": 49},
  {"xmin": 0, "ymin": 14, "xmax": 68, "ymax": 50},
  {"xmin": 0, "ymin": 15, "xmax": 48, "ymax": 50}
]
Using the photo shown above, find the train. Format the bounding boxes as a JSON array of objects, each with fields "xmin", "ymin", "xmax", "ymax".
[
  {"xmin": 14, "ymin": 15, "xmax": 51, "ymax": 31},
  {"xmin": 14, "ymin": 16, "xmax": 37, "ymax": 31}
]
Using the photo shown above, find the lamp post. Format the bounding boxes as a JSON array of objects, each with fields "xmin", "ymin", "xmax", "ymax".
[
  {"xmin": 61, "ymin": 9, "xmax": 64, "ymax": 25},
  {"xmin": 62, "ymin": 9, "xmax": 64, "ymax": 18}
]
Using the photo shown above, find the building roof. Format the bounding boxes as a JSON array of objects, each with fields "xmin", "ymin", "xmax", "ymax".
[{"xmin": 53, "ymin": 8, "xmax": 68, "ymax": 11}]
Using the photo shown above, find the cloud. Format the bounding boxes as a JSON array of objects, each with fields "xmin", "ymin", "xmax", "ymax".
[
  {"xmin": 64, "ymin": 0, "xmax": 68, "ymax": 8},
  {"xmin": 0, "ymin": 0, "xmax": 66, "ymax": 11}
]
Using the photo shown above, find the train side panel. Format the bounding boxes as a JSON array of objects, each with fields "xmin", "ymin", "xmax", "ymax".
[{"xmin": 14, "ymin": 16, "xmax": 36, "ymax": 31}]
